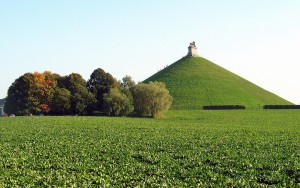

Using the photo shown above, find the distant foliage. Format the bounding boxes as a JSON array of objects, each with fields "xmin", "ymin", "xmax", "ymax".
[
  {"xmin": 103, "ymin": 88, "xmax": 134, "ymax": 116},
  {"xmin": 5, "ymin": 71, "xmax": 96, "ymax": 116},
  {"xmin": 30, "ymin": 72, "xmax": 57, "ymax": 114},
  {"xmin": 60, "ymin": 73, "xmax": 96, "ymax": 115},
  {"xmin": 72, "ymin": 85, "xmax": 96, "ymax": 115},
  {"xmin": 4, "ymin": 73, "xmax": 35, "ymax": 115},
  {"xmin": 5, "ymin": 72, "xmax": 57, "ymax": 115},
  {"xmin": 120, "ymin": 75, "xmax": 135, "ymax": 90},
  {"xmin": 50, "ymin": 88, "xmax": 71, "ymax": 115},
  {"xmin": 87, "ymin": 68, "xmax": 119, "ymax": 111},
  {"xmin": 5, "ymin": 70, "xmax": 173, "ymax": 118},
  {"xmin": 133, "ymin": 82, "xmax": 172, "ymax": 118}
]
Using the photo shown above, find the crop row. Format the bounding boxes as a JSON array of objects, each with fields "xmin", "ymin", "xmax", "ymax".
[{"xmin": 1, "ymin": 110, "xmax": 300, "ymax": 187}]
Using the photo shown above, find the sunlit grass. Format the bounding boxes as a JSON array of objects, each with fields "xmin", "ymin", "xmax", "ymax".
[
  {"xmin": 0, "ymin": 110, "xmax": 300, "ymax": 187},
  {"xmin": 145, "ymin": 57, "xmax": 292, "ymax": 109}
]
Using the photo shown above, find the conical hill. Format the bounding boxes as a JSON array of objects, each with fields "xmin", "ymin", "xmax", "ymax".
[{"xmin": 144, "ymin": 56, "xmax": 292, "ymax": 109}]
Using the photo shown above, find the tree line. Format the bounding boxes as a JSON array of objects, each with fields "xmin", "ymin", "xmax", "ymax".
[{"xmin": 4, "ymin": 68, "xmax": 172, "ymax": 118}]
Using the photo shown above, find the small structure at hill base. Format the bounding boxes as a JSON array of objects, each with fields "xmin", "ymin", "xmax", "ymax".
[
  {"xmin": 187, "ymin": 41, "xmax": 199, "ymax": 57},
  {"xmin": 0, "ymin": 99, "xmax": 5, "ymax": 116}
]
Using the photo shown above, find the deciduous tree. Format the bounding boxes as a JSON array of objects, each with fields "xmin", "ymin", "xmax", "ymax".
[
  {"xmin": 103, "ymin": 88, "xmax": 133, "ymax": 116},
  {"xmin": 120, "ymin": 75, "xmax": 135, "ymax": 90},
  {"xmin": 4, "ymin": 73, "xmax": 35, "ymax": 115},
  {"xmin": 60, "ymin": 73, "xmax": 96, "ymax": 115},
  {"xmin": 50, "ymin": 88, "xmax": 71, "ymax": 115},
  {"xmin": 133, "ymin": 82, "xmax": 172, "ymax": 118},
  {"xmin": 87, "ymin": 68, "xmax": 118, "ymax": 111},
  {"xmin": 29, "ymin": 71, "xmax": 57, "ymax": 114},
  {"xmin": 72, "ymin": 85, "xmax": 96, "ymax": 115},
  {"xmin": 5, "ymin": 72, "xmax": 57, "ymax": 115}
]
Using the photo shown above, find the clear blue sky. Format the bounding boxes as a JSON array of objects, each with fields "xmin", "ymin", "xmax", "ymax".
[{"xmin": 1, "ymin": 0, "xmax": 300, "ymax": 103}]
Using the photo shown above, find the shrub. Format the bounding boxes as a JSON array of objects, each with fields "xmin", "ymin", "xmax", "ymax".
[
  {"xmin": 203, "ymin": 105, "xmax": 246, "ymax": 110},
  {"xmin": 133, "ymin": 82, "xmax": 172, "ymax": 118},
  {"xmin": 103, "ymin": 88, "xmax": 133, "ymax": 116},
  {"xmin": 263, "ymin": 105, "xmax": 300, "ymax": 109}
]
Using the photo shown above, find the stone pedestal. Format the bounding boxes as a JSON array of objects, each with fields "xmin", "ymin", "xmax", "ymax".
[{"xmin": 187, "ymin": 41, "xmax": 199, "ymax": 57}]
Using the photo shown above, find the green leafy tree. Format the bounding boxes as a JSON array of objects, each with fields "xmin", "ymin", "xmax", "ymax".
[
  {"xmin": 61, "ymin": 73, "xmax": 96, "ymax": 115},
  {"xmin": 133, "ymin": 82, "xmax": 172, "ymax": 118},
  {"xmin": 4, "ymin": 73, "xmax": 35, "ymax": 115},
  {"xmin": 50, "ymin": 88, "xmax": 71, "ymax": 115},
  {"xmin": 119, "ymin": 75, "xmax": 135, "ymax": 105},
  {"xmin": 103, "ymin": 88, "xmax": 134, "ymax": 116},
  {"xmin": 63, "ymin": 73, "xmax": 87, "ymax": 92},
  {"xmin": 55, "ymin": 75, "xmax": 68, "ymax": 89},
  {"xmin": 87, "ymin": 68, "xmax": 118, "ymax": 111},
  {"xmin": 72, "ymin": 85, "xmax": 96, "ymax": 115},
  {"xmin": 120, "ymin": 75, "xmax": 135, "ymax": 90}
]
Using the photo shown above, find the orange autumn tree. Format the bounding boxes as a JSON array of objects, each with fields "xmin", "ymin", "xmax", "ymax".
[{"xmin": 28, "ymin": 71, "xmax": 57, "ymax": 114}]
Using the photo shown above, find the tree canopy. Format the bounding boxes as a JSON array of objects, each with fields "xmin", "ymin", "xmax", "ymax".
[
  {"xmin": 54, "ymin": 73, "xmax": 96, "ymax": 115},
  {"xmin": 50, "ymin": 88, "xmax": 71, "ymax": 115},
  {"xmin": 30, "ymin": 71, "xmax": 57, "ymax": 114},
  {"xmin": 103, "ymin": 88, "xmax": 134, "ymax": 116},
  {"xmin": 87, "ymin": 68, "xmax": 118, "ymax": 111},
  {"xmin": 5, "ymin": 69, "xmax": 172, "ymax": 118},
  {"xmin": 5, "ymin": 72, "xmax": 57, "ymax": 115},
  {"xmin": 4, "ymin": 73, "xmax": 35, "ymax": 115},
  {"xmin": 120, "ymin": 75, "xmax": 135, "ymax": 90},
  {"xmin": 133, "ymin": 82, "xmax": 172, "ymax": 118}
]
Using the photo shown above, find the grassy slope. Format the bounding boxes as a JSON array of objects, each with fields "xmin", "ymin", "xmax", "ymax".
[
  {"xmin": 144, "ymin": 56, "xmax": 292, "ymax": 109},
  {"xmin": 1, "ymin": 111, "xmax": 300, "ymax": 187}
]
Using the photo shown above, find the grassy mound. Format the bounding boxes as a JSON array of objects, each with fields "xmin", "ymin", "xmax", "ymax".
[{"xmin": 144, "ymin": 56, "xmax": 291, "ymax": 109}]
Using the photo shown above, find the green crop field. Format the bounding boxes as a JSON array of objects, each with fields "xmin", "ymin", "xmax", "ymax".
[{"xmin": 1, "ymin": 110, "xmax": 300, "ymax": 187}]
